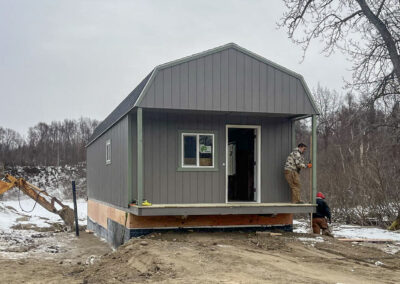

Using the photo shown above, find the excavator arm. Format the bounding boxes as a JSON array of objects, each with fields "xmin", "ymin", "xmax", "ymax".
[{"xmin": 0, "ymin": 174, "xmax": 75, "ymax": 227}]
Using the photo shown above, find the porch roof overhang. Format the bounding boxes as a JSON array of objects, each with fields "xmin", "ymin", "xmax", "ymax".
[
  {"xmin": 128, "ymin": 203, "xmax": 316, "ymax": 216},
  {"xmin": 137, "ymin": 107, "xmax": 314, "ymax": 120}
]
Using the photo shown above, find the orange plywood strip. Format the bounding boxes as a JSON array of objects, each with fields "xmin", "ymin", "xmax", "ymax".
[
  {"xmin": 87, "ymin": 200, "xmax": 107, "ymax": 228},
  {"xmin": 128, "ymin": 213, "xmax": 292, "ymax": 229},
  {"xmin": 88, "ymin": 199, "xmax": 127, "ymax": 229},
  {"xmin": 88, "ymin": 199, "xmax": 293, "ymax": 230}
]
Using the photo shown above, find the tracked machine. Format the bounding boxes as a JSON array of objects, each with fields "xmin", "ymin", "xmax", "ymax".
[{"xmin": 0, "ymin": 174, "xmax": 75, "ymax": 228}]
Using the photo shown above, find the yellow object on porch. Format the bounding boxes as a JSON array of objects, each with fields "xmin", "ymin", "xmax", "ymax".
[{"xmin": 142, "ymin": 200, "xmax": 152, "ymax": 206}]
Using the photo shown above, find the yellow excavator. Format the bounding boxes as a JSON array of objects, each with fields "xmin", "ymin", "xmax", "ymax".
[{"xmin": 0, "ymin": 174, "xmax": 75, "ymax": 227}]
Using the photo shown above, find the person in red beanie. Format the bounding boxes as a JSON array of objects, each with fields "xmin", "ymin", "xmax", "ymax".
[{"xmin": 312, "ymin": 192, "xmax": 333, "ymax": 237}]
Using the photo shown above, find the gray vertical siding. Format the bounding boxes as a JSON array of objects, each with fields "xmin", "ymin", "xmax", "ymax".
[
  {"xmin": 87, "ymin": 115, "xmax": 130, "ymax": 208},
  {"xmin": 87, "ymin": 44, "xmax": 318, "ymax": 209},
  {"xmin": 139, "ymin": 47, "xmax": 316, "ymax": 115},
  {"xmin": 142, "ymin": 110, "xmax": 292, "ymax": 204}
]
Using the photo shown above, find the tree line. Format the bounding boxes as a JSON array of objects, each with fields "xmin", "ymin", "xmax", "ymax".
[
  {"xmin": 0, "ymin": 118, "xmax": 99, "ymax": 166},
  {"xmin": 297, "ymin": 85, "xmax": 399, "ymax": 227}
]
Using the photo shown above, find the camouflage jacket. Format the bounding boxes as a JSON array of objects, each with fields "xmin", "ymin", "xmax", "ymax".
[{"xmin": 284, "ymin": 148, "xmax": 306, "ymax": 172}]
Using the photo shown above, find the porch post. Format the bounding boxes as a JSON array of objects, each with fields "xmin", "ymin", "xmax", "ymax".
[
  {"xmin": 137, "ymin": 108, "xmax": 143, "ymax": 205},
  {"xmin": 291, "ymin": 119, "xmax": 296, "ymax": 149},
  {"xmin": 127, "ymin": 113, "xmax": 133, "ymax": 206},
  {"xmin": 311, "ymin": 115, "xmax": 317, "ymax": 204}
]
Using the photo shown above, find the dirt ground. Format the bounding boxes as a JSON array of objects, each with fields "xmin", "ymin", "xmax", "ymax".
[
  {"xmin": 1, "ymin": 229, "xmax": 399, "ymax": 284},
  {"xmin": 0, "ymin": 230, "xmax": 111, "ymax": 284}
]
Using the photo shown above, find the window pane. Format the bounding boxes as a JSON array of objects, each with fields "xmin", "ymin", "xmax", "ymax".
[
  {"xmin": 199, "ymin": 135, "xmax": 213, "ymax": 166},
  {"xmin": 106, "ymin": 142, "xmax": 111, "ymax": 163},
  {"xmin": 183, "ymin": 135, "xmax": 197, "ymax": 166}
]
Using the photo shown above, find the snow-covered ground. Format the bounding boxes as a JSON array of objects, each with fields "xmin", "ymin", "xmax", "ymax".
[
  {"xmin": 293, "ymin": 219, "xmax": 400, "ymax": 241},
  {"xmin": 0, "ymin": 198, "xmax": 88, "ymax": 259},
  {"xmin": 293, "ymin": 219, "xmax": 311, "ymax": 234},
  {"xmin": 0, "ymin": 198, "xmax": 87, "ymax": 232},
  {"xmin": 333, "ymin": 224, "xmax": 400, "ymax": 241},
  {"xmin": 293, "ymin": 218, "xmax": 400, "ymax": 254}
]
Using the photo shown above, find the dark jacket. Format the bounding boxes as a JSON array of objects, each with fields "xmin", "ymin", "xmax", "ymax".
[{"xmin": 313, "ymin": 198, "xmax": 331, "ymax": 221}]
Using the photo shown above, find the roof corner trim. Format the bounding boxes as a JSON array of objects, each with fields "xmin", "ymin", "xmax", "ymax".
[
  {"xmin": 133, "ymin": 68, "xmax": 159, "ymax": 108},
  {"xmin": 298, "ymin": 75, "xmax": 320, "ymax": 115}
]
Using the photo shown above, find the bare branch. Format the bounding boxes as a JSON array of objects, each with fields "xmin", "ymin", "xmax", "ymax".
[{"xmin": 279, "ymin": 0, "xmax": 400, "ymax": 101}]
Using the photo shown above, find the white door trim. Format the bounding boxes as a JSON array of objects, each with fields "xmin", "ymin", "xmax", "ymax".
[{"xmin": 225, "ymin": 124, "xmax": 261, "ymax": 203}]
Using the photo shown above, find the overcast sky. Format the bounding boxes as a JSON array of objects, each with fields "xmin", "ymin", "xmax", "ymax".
[{"xmin": 0, "ymin": 0, "xmax": 352, "ymax": 135}]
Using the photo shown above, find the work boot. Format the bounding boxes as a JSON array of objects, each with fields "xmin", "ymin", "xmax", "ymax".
[{"xmin": 322, "ymin": 229, "xmax": 334, "ymax": 237}]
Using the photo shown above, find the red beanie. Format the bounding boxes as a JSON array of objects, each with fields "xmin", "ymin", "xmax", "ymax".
[{"xmin": 316, "ymin": 192, "xmax": 325, "ymax": 199}]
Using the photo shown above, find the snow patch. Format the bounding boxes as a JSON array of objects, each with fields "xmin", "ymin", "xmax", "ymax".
[
  {"xmin": 293, "ymin": 219, "xmax": 310, "ymax": 234},
  {"xmin": 294, "ymin": 219, "xmax": 400, "ymax": 255},
  {"xmin": 297, "ymin": 237, "xmax": 324, "ymax": 243},
  {"xmin": 381, "ymin": 244, "xmax": 400, "ymax": 255},
  {"xmin": 0, "ymin": 199, "xmax": 87, "ymax": 232},
  {"xmin": 332, "ymin": 224, "xmax": 400, "ymax": 241},
  {"xmin": 0, "ymin": 199, "xmax": 88, "ymax": 259},
  {"xmin": 294, "ymin": 219, "xmax": 400, "ymax": 242}
]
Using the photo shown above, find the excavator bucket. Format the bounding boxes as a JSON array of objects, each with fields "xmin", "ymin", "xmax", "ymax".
[
  {"xmin": 0, "ymin": 180, "xmax": 14, "ymax": 195},
  {"xmin": 58, "ymin": 206, "xmax": 75, "ymax": 228}
]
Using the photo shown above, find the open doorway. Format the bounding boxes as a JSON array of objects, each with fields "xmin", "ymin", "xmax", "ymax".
[{"xmin": 226, "ymin": 125, "xmax": 260, "ymax": 202}]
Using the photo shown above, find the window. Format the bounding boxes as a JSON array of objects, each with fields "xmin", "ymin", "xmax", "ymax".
[
  {"xmin": 182, "ymin": 133, "xmax": 214, "ymax": 168},
  {"xmin": 106, "ymin": 139, "xmax": 111, "ymax": 164}
]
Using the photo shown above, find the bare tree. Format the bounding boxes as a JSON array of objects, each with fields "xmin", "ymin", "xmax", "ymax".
[
  {"xmin": 313, "ymin": 84, "xmax": 342, "ymax": 148},
  {"xmin": 279, "ymin": 0, "xmax": 400, "ymax": 101},
  {"xmin": 296, "ymin": 86, "xmax": 400, "ymax": 227},
  {"xmin": 0, "ymin": 127, "xmax": 24, "ymax": 166}
]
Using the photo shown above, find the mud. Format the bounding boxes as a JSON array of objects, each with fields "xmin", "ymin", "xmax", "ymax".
[
  {"xmin": 1, "ymin": 230, "xmax": 399, "ymax": 283},
  {"xmin": 0, "ymin": 231, "xmax": 111, "ymax": 284}
]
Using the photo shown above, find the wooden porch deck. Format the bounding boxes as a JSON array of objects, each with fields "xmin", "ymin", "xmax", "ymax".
[{"xmin": 128, "ymin": 202, "xmax": 316, "ymax": 216}]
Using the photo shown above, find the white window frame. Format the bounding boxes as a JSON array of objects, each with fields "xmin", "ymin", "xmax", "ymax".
[
  {"xmin": 106, "ymin": 139, "xmax": 111, "ymax": 165},
  {"xmin": 181, "ymin": 133, "xmax": 214, "ymax": 168}
]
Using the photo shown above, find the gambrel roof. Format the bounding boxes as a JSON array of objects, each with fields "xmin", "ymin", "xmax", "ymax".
[{"xmin": 88, "ymin": 43, "xmax": 318, "ymax": 145}]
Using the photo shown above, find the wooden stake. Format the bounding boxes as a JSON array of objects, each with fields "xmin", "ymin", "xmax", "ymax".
[{"xmin": 72, "ymin": 180, "xmax": 79, "ymax": 237}]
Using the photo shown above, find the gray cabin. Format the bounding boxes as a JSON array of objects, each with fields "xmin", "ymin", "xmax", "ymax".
[{"xmin": 86, "ymin": 43, "xmax": 318, "ymax": 246}]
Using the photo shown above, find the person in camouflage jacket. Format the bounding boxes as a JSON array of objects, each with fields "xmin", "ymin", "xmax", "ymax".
[{"xmin": 284, "ymin": 143, "xmax": 312, "ymax": 203}]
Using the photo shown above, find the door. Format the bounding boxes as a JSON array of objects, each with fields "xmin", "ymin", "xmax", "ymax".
[{"xmin": 226, "ymin": 125, "xmax": 260, "ymax": 202}]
